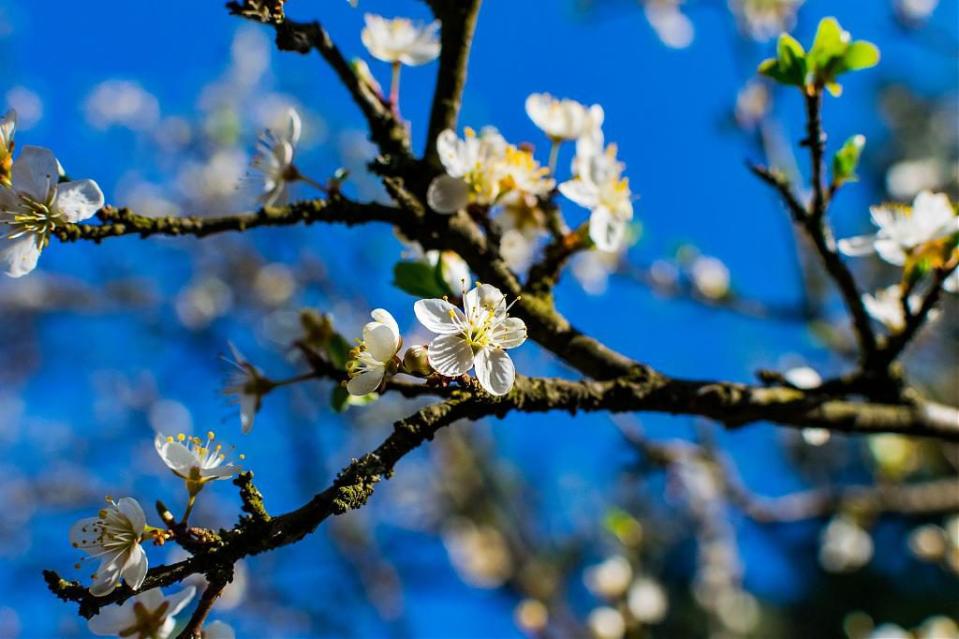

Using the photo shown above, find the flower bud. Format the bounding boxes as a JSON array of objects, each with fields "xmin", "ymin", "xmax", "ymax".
[{"xmin": 402, "ymin": 345, "xmax": 432, "ymax": 376}]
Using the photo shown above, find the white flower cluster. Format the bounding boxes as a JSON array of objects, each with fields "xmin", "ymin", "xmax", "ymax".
[
  {"xmin": 837, "ymin": 191, "xmax": 958, "ymax": 331},
  {"xmin": 345, "ymin": 283, "xmax": 528, "ymax": 398},
  {"xmin": 0, "ymin": 109, "xmax": 105, "ymax": 278},
  {"xmin": 426, "ymin": 92, "xmax": 636, "ymax": 265},
  {"xmin": 66, "ymin": 428, "xmax": 242, "ymax": 636}
]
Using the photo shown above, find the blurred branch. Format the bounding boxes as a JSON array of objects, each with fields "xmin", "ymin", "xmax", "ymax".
[
  {"xmin": 616, "ymin": 260, "xmax": 816, "ymax": 323},
  {"xmin": 730, "ymin": 476, "xmax": 959, "ymax": 523},
  {"xmin": 617, "ymin": 420, "xmax": 959, "ymax": 523}
]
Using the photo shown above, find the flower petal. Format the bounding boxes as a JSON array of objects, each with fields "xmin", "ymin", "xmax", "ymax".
[
  {"xmin": 474, "ymin": 348, "xmax": 515, "ymax": 396},
  {"xmin": 121, "ymin": 545, "xmax": 148, "ymax": 591},
  {"xmin": 166, "ymin": 585, "xmax": 197, "ymax": 617},
  {"xmin": 87, "ymin": 600, "xmax": 135, "ymax": 636},
  {"xmin": 0, "ymin": 109, "xmax": 15, "ymax": 144},
  {"xmin": 0, "ymin": 233, "xmax": 42, "ymax": 278},
  {"xmin": 436, "ymin": 129, "xmax": 465, "ymax": 176},
  {"xmin": 589, "ymin": 207, "xmax": 627, "ymax": 252},
  {"xmin": 55, "ymin": 179, "xmax": 104, "ymax": 222},
  {"xmin": 370, "ymin": 308, "xmax": 399, "ymax": 339},
  {"xmin": 286, "ymin": 108, "xmax": 302, "ymax": 146},
  {"xmin": 154, "ymin": 436, "xmax": 196, "ymax": 476},
  {"xmin": 116, "ymin": 497, "xmax": 146, "ymax": 532},
  {"xmin": 427, "ymin": 334, "xmax": 473, "ymax": 377},
  {"xmin": 240, "ymin": 392, "xmax": 259, "ymax": 434},
  {"xmin": 89, "ymin": 561, "xmax": 121, "ymax": 597},
  {"xmin": 364, "ymin": 321, "xmax": 399, "ymax": 363},
  {"xmin": 427, "ymin": 175, "xmax": 470, "ymax": 214},
  {"xmin": 203, "ymin": 621, "xmax": 237, "ymax": 639},
  {"xmin": 559, "ymin": 179, "xmax": 599, "ymax": 210},
  {"xmin": 492, "ymin": 317, "xmax": 527, "ymax": 349},
  {"xmin": 347, "ymin": 369, "xmax": 384, "ymax": 396},
  {"xmin": 874, "ymin": 238, "xmax": 907, "ymax": 266},
  {"xmin": 836, "ymin": 234, "xmax": 877, "ymax": 257},
  {"xmin": 69, "ymin": 516, "xmax": 104, "ymax": 552},
  {"xmin": 12, "ymin": 145, "xmax": 58, "ymax": 201},
  {"xmin": 414, "ymin": 298, "xmax": 464, "ymax": 334}
]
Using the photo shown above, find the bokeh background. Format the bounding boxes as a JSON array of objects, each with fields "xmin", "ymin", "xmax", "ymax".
[{"xmin": 0, "ymin": 0, "xmax": 956, "ymax": 637}]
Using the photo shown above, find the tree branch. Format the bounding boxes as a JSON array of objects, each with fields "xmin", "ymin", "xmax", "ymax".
[
  {"xmin": 423, "ymin": 0, "xmax": 483, "ymax": 168},
  {"xmin": 174, "ymin": 568, "xmax": 232, "ymax": 639},
  {"xmin": 750, "ymin": 163, "xmax": 878, "ymax": 366},
  {"xmin": 52, "ymin": 197, "xmax": 397, "ymax": 243}
]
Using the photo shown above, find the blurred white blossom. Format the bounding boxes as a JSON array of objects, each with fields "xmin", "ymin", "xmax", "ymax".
[{"xmin": 84, "ymin": 80, "xmax": 160, "ymax": 131}]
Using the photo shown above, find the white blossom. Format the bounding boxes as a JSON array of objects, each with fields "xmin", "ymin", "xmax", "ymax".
[
  {"xmin": 203, "ymin": 621, "xmax": 236, "ymax": 639},
  {"xmin": 895, "ymin": 0, "xmax": 940, "ymax": 23},
  {"xmin": 645, "ymin": 2, "xmax": 695, "ymax": 49},
  {"xmin": 414, "ymin": 283, "xmax": 527, "ymax": 395},
  {"xmin": 627, "ymin": 577, "xmax": 669, "ymax": 624},
  {"xmin": 360, "ymin": 14, "xmax": 440, "ymax": 66},
  {"xmin": 690, "ymin": 256, "xmax": 731, "ymax": 299},
  {"xmin": 584, "ymin": 556, "xmax": 632, "ymax": 599},
  {"xmin": 248, "ymin": 107, "xmax": 302, "ymax": 206},
  {"xmin": 559, "ymin": 145, "xmax": 634, "ymax": 252},
  {"xmin": 729, "ymin": 0, "xmax": 804, "ymax": 41},
  {"xmin": 525, "ymin": 93, "xmax": 604, "ymax": 143},
  {"xmin": 862, "ymin": 284, "xmax": 940, "ymax": 332},
  {"xmin": 945, "ymin": 269, "xmax": 958, "ymax": 294},
  {"xmin": 87, "ymin": 586, "xmax": 196, "ymax": 639},
  {"xmin": 587, "ymin": 606, "xmax": 626, "ymax": 639},
  {"xmin": 223, "ymin": 344, "xmax": 269, "ymax": 434},
  {"xmin": 838, "ymin": 191, "xmax": 958, "ymax": 266},
  {"xmin": 69, "ymin": 497, "xmax": 148, "ymax": 596},
  {"xmin": 346, "ymin": 308, "xmax": 402, "ymax": 396},
  {"xmin": 0, "ymin": 145, "xmax": 104, "ymax": 277},
  {"xmin": 429, "ymin": 127, "xmax": 508, "ymax": 212},
  {"xmin": 426, "ymin": 249, "xmax": 471, "ymax": 292},
  {"xmin": 155, "ymin": 431, "xmax": 240, "ymax": 489},
  {"xmin": 819, "ymin": 516, "xmax": 873, "ymax": 573},
  {"xmin": 783, "ymin": 366, "xmax": 822, "ymax": 390}
]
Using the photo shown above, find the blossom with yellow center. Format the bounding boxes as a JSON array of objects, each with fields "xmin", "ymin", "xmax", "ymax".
[
  {"xmin": 69, "ymin": 497, "xmax": 149, "ymax": 596},
  {"xmin": 154, "ymin": 431, "xmax": 241, "ymax": 513},
  {"xmin": 839, "ymin": 191, "xmax": 958, "ymax": 267},
  {"xmin": 360, "ymin": 14, "xmax": 440, "ymax": 66},
  {"xmin": 0, "ymin": 145, "xmax": 104, "ymax": 277},
  {"xmin": 414, "ymin": 283, "xmax": 527, "ymax": 395},
  {"xmin": 87, "ymin": 586, "xmax": 196, "ymax": 639},
  {"xmin": 346, "ymin": 308, "xmax": 402, "ymax": 396},
  {"xmin": 560, "ymin": 144, "xmax": 634, "ymax": 252}
]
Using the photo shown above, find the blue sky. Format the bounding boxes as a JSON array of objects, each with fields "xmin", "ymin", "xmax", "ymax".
[{"xmin": 0, "ymin": 0, "xmax": 956, "ymax": 637}]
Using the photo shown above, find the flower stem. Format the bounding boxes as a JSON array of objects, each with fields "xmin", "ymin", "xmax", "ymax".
[
  {"xmin": 181, "ymin": 493, "xmax": 197, "ymax": 526},
  {"xmin": 297, "ymin": 174, "xmax": 329, "ymax": 192},
  {"xmin": 548, "ymin": 140, "xmax": 560, "ymax": 175},
  {"xmin": 390, "ymin": 62, "xmax": 402, "ymax": 116},
  {"xmin": 272, "ymin": 372, "xmax": 319, "ymax": 388}
]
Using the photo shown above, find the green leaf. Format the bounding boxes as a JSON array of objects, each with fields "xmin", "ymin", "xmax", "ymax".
[
  {"xmin": 832, "ymin": 134, "xmax": 866, "ymax": 185},
  {"xmin": 325, "ymin": 333, "xmax": 353, "ymax": 370},
  {"xmin": 778, "ymin": 32, "xmax": 806, "ymax": 60},
  {"xmin": 393, "ymin": 261, "xmax": 449, "ymax": 299},
  {"xmin": 758, "ymin": 34, "xmax": 807, "ymax": 86},
  {"xmin": 330, "ymin": 385, "xmax": 351, "ymax": 413},
  {"xmin": 330, "ymin": 386, "xmax": 379, "ymax": 412},
  {"xmin": 839, "ymin": 41, "xmax": 880, "ymax": 72},
  {"xmin": 809, "ymin": 17, "xmax": 848, "ymax": 70}
]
